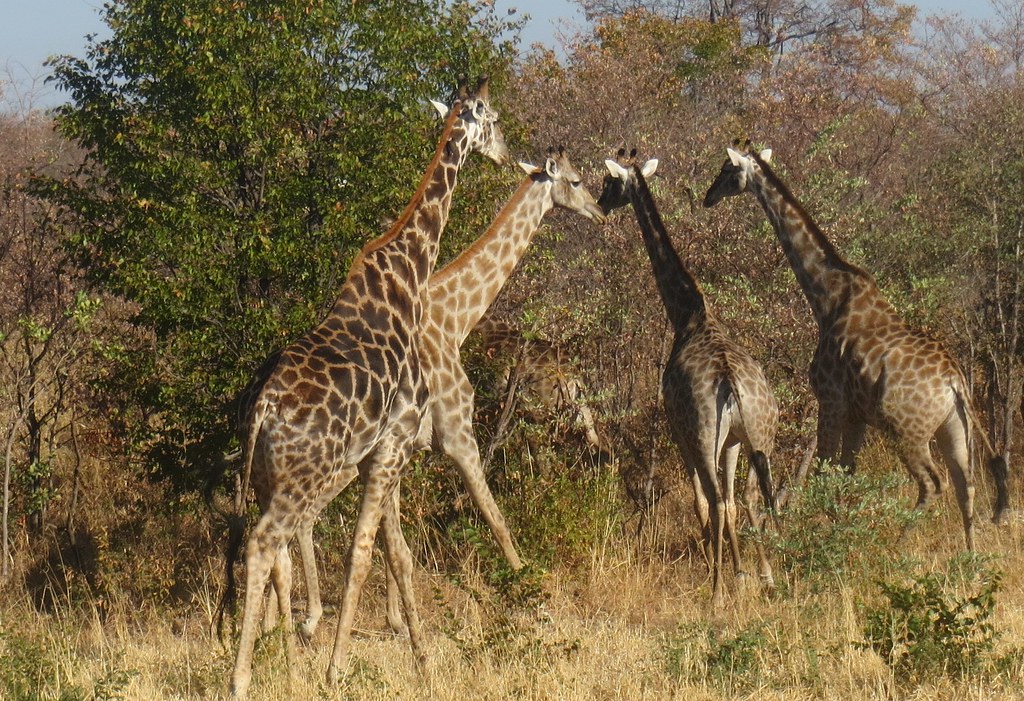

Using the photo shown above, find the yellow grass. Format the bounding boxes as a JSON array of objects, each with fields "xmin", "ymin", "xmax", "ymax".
[{"xmin": 2, "ymin": 456, "xmax": 1023, "ymax": 700}]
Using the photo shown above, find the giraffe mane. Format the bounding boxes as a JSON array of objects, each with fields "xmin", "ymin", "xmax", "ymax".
[
  {"xmin": 631, "ymin": 165, "xmax": 706, "ymax": 316},
  {"xmin": 353, "ymin": 100, "xmax": 465, "ymax": 263},
  {"xmin": 429, "ymin": 174, "xmax": 536, "ymax": 285},
  {"xmin": 749, "ymin": 149, "xmax": 866, "ymax": 277}
]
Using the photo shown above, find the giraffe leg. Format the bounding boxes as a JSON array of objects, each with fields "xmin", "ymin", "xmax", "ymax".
[
  {"xmin": 384, "ymin": 559, "xmax": 408, "ymax": 638},
  {"xmin": 380, "ymin": 487, "xmax": 427, "ymax": 671},
  {"xmin": 695, "ymin": 446, "xmax": 726, "ymax": 609},
  {"xmin": 262, "ymin": 565, "xmax": 279, "ymax": 634},
  {"xmin": 742, "ymin": 453, "xmax": 775, "ymax": 589},
  {"xmin": 719, "ymin": 442, "xmax": 745, "ymax": 579},
  {"xmin": 671, "ymin": 436, "xmax": 711, "ymax": 562},
  {"xmin": 435, "ymin": 379, "xmax": 523, "ymax": 569},
  {"xmin": 296, "ymin": 514, "xmax": 324, "ymax": 640},
  {"xmin": 684, "ymin": 459, "xmax": 712, "ymax": 565},
  {"xmin": 709, "ymin": 479, "xmax": 728, "ymax": 609},
  {"xmin": 230, "ymin": 505, "xmax": 296, "ymax": 698},
  {"xmin": 815, "ymin": 403, "xmax": 844, "ymax": 469},
  {"xmin": 935, "ymin": 407, "xmax": 976, "ymax": 551},
  {"xmin": 271, "ymin": 463, "xmax": 358, "ymax": 642},
  {"xmin": 261, "ymin": 544, "xmax": 293, "ymax": 635},
  {"xmin": 839, "ymin": 420, "xmax": 867, "ymax": 475},
  {"xmin": 901, "ymin": 439, "xmax": 942, "ymax": 511},
  {"xmin": 326, "ymin": 445, "xmax": 406, "ymax": 685},
  {"xmin": 269, "ymin": 543, "xmax": 296, "ymax": 668},
  {"xmin": 382, "ymin": 487, "xmax": 409, "ymax": 638}
]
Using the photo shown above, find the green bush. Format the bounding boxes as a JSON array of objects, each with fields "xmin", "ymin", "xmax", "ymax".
[
  {"xmin": 759, "ymin": 460, "xmax": 921, "ymax": 590},
  {"xmin": 0, "ymin": 627, "xmax": 60, "ymax": 701},
  {"xmin": 663, "ymin": 620, "xmax": 779, "ymax": 694},
  {"xmin": 0, "ymin": 624, "xmax": 136, "ymax": 701},
  {"xmin": 437, "ymin": 560, "xmax": 578, "ymax": 666},
  {"xmin": 863, "ymin": 554, "xmax": 1002, "ymax": 681}
]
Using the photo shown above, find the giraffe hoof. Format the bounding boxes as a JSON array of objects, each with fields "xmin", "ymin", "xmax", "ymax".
[
  {"xmin": 229, "ymin": 677, "xmax": 250, "ymax": 699},
  {"xmin": 298, "ymin": 620, "xmax": 316, "ymax": 642},
  {"xmin": 773, "ymin": 485, "xmax": 788, "ymax": 511}
]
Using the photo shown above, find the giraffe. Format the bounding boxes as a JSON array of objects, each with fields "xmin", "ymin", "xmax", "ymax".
[
  {"xmin": 226, "ymin": 78, "xmax": 508, "ymax": 697},
  {"xmin": 598, "ymin": 148, "xmax": 778, "ymax": 608},
  {"xmin": 474, "ymin": 313, "xmax": 608, "ymax": 470},
  {"xmin": 278, "ymin": 146, "xmax": 606, "ymax": 640},
  {"xmin": 702, "ymin": 142, "xmax": 1010, "ymax": 550}
]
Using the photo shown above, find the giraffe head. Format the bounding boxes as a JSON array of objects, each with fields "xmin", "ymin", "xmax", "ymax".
[
  {"xmin": 597, "ymin": 147, "xmax": 658, "ymax": 215},
  {"xmin": 517, "ymin": 146, "xmax": 606, "ymax": 222},
  {"xmin": 701, "ymin": 142, "xmax": 773, "ymax": 207},
  {"xmin": 431, "ymin": 76, "xmax": 509, "ymax": 166}
]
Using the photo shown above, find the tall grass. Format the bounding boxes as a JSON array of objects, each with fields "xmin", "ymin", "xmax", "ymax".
[{"xmin": 1, "ymin": 442, "xmax": 1020, "ymax": 700}]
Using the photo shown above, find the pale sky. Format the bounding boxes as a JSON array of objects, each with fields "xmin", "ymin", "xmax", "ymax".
[{"xmin": 0, "ymin": 0, "xmax": 998, "ymax": 109}]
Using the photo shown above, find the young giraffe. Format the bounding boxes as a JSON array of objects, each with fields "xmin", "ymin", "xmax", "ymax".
[
  {"xmin": 227, "ymin": 79, "xmax": 508, "ymax": 697},
  {"xmin": 279, "ymin": 147, "xmax": 606, "ymax": 639},
  {"xmin": 475, "ymin": 314, "xmax": 607, "ymax": 465},
  {"xmin": 703, "ymin": 142, "xmax": 1010, "ymax": 550},
  {"xmin": 599, "ymin": 148, "xmax": 778, "ymax": 608}
]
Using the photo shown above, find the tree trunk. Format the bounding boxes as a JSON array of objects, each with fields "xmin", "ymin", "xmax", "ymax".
[{"xmin": 2, "ymin": 423, "xmax": 18, "ymax": 580}]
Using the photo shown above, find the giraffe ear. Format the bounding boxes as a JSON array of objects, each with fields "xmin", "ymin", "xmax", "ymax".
[
  {"xmin": 604, "ymin": 159, "xmax": 628, "ymax": 181},
  {"xmin": 429, "ymin": 99, "xmax": 448, "ymax": 118},
  {"xmin": 640, "ymin": 159, "xmax": 658, "ymax": 178},
  {"xmin": 726, "ymin": 147, "xmax": 743, "ymax": 166},
  {"xmin": 518, "ymin": 161, "xmax": 542, "ymax": 175},
  {"xmin": 544, "ymin": 156, "xmax": 560, "ymax": 178},
  {"xmin": 760, "ymin": 148, "xmax": 773, "ymax": 163}
]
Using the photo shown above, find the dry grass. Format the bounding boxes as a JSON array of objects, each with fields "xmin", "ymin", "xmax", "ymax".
[{"xmin": 2, "ymin": 452, "xmax": 1023, "ymax": 700}]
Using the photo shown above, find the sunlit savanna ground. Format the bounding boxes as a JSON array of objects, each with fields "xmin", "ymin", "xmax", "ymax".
[{"xmin": 3, "ymin": 443, "xmax": 1023, "ymax": 700}]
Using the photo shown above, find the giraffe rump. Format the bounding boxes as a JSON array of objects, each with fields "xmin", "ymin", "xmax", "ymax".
[{"xmin": 728, "ymin": 373, "xmax": 777, "ymax": 511}]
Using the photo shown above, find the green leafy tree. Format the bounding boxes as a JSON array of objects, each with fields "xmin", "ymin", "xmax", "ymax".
[{"xmin": 41, "ymin": 0, "xmax": 521, "ymax": 491}]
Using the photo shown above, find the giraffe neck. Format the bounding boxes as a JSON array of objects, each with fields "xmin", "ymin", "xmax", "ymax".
[
  {"xmin": 628, "ymin": 167, "xmax": 706, "ymax": 334},
  {"xmin": 747, "ymin": 155, "xmax": 867, "ymax": 323},
  {"xmin": 327, "ymin": 109, "xmax": 472, "ymax": 324},
  {"xmin": 430, "ymin": 175, "xmax": 553, "ymax": 341}
]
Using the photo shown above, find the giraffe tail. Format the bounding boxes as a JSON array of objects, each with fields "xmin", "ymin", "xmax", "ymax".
[
  {"xmin": 726, "ymin": 374, "xmax": 776, "ymax": 512},
  {"xmin": 215, "ymin": 395, "xmax": 269, "ymax": 642},
  {"xmin": 953, "ymin": 383, "xmax": 1010, "ymax": 525},
  {"xmin": 750, "ymin": 450, "xmax": 776, "ymax": 514}
]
